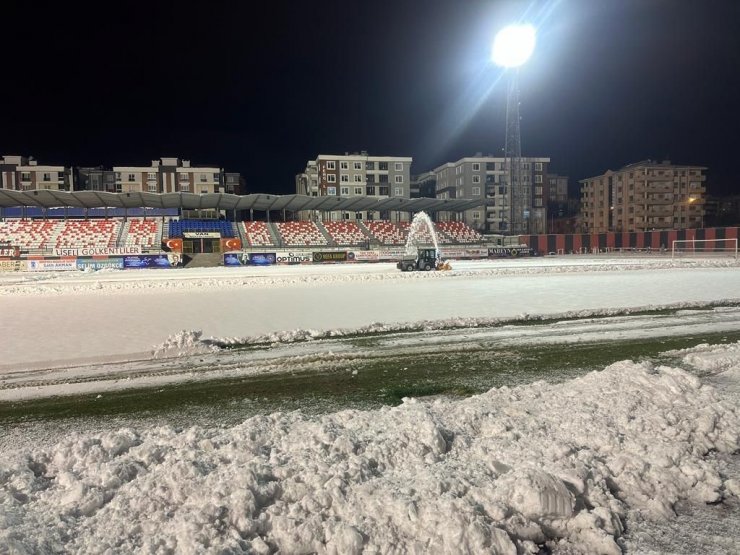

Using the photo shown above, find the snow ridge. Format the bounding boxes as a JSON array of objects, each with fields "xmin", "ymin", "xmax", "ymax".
[{"xmin": 0, "ymin": 360, "xmax": 737, "ymax": 554}]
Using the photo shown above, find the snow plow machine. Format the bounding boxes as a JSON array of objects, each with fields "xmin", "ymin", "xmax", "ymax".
[{"xmin": 397, "ymin": 248, "xmax": 452, "ymax": 272}]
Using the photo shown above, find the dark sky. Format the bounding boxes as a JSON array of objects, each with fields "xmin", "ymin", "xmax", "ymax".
[{"xmin": 1, "ymin": 0, "xmax": 739, "ymax": 196}]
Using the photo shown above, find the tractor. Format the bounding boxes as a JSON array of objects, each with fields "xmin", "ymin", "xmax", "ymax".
[{"xmin": 397, "ymin": 248, "xmax": 452, "ymax": 272}]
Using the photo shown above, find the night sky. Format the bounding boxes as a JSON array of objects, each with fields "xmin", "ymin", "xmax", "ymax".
[{"xmin": 1, "ymin": 0, "xmax": 738, "ymax": 196}]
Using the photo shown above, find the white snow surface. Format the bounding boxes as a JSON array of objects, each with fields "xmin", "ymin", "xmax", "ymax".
[
  {"xmin": 0, "ymin": 354, "xmax": 738, "ymax": 554},
  {"xmin": 1, "ymin": 256, "xmax": 740, "ymax": 553}
]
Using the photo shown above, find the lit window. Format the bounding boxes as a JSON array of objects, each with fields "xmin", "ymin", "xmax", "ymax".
[{"xmin": 327, "ymin": 186, "xmax": 336, "ymax": 195}]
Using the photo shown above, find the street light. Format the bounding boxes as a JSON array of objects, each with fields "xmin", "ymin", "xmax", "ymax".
[
  {"xmin": 492, "ymin": 24, "xmax": 536, "ymax": 236},
  {"xmin": 687, "ymin": 196, "xmax": 704, "ymax": 229}
]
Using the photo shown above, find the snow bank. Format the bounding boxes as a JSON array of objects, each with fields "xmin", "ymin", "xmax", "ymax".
[
  {"xmin": 151, "ymin": 330, "xmax": 221, "ymax": 358},
  {"xmin": 1, "ymin": 359, "xmax": 737, "ymax": 554}
]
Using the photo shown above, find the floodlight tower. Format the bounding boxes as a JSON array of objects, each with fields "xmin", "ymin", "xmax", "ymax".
[{"xmin": 492, "ymin": 24, "xmax": 536, "ymax": 235}]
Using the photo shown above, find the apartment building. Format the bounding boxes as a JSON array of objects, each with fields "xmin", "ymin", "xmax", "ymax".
[
  {"xmin": 0, "ymin": 155, "xmax": 73, "ymax": 191},
  {"xmin": 427, "ymin": 154, "xmax": 550, "ymax": 234},
  {"xmin": 580, "ymin": 160, "xmax": 707, "ymax": 233},
  {"xmin": 296, "ymin": 151, "xmax": 413, "ymax": 221},
  {"xmin": 112, "ymin": 157, "xmax": 224, "ymax": 194}
]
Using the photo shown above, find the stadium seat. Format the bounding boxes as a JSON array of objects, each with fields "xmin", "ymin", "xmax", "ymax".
[
  {"xmin": 322, "ymin": 221, "xmax": 367, "ymax": 246},
  {"xmin": 242, "ymin": 221, "xmax": 276, "ymax": 247},
  {"xmin": 275, "ymin": 222, "xmax": 328, "ymax": 246}
]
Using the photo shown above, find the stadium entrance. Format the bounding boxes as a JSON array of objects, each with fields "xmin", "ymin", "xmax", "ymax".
[{"xmin": 182, "ymin": 232, "xmax": 222, "ymax": 254}]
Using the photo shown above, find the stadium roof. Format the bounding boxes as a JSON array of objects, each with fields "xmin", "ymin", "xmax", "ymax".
[{"xmin": 0, "ymin": 190, "xmax": 484, "ymax": 213}]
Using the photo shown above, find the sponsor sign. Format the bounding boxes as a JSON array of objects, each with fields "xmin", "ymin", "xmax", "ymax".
[
  {"xmin": 349, "ymin": 250, "xmax": 379, "ymax": 262},
  {"xmin": 0, "ymin": 246, "xmax": 20, "ymax": 258},
  {"xmin": 0, "ymin": 260, "xmax": 23, "ymax": 272},
  {"xmin": 26, "ymin": 259, "xmax": 77, "ymax": 272},
  {"xmin": 76, "ymin": 258, "xmax": 124, "ymax": 270},
  {"xmin": 313, "ymin": 251, "xmax": 348, "ymax": 263},
  {"xmin": 223, "ymin": 252, "xmax": 277, "ymax": 266},
  {"xmin": 275, "ymin": 251, "xmax": 312, "ymax": 264},
  {"xmin": 53, "ymin": 246, "xmax": 142, "ymax": 257},
  {"xmin": 488, "ymin": 246, "xmax": 535, "ymax": 258},
  {"xmin": 247, "ymin": 252, "xmax": 276, "ymax": 265},
  {"xmin": 183, "ymin": 231, "xmax": 221, "ymax": 238},
  {"xmin": 123, "ymin": 254, "xmax": 180, "ymax": 269},
  {"xmin": 377, "ymin": 248, "xmax": 406, "ymax": 260},
  {"xmin": 223, "ymin": 253, "xmax": 242, "ymax": 267}
]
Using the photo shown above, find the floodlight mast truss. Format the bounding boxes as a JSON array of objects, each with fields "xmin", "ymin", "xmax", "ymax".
[{"xmin": 504, "ymin": 70, "xmax": 528, "ymax": 235}]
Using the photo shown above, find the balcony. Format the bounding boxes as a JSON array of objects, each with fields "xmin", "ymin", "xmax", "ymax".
[
  {"xmin": 646, "ymin": 206, "xmax": 673, "ymax": 217},
  {"xmin": 645, "ymin": 196, "xmax": 673, "ymax": 205},
  {"xmin": 640, "ymin": 183, "xmax": 674, "ymax": 193}
]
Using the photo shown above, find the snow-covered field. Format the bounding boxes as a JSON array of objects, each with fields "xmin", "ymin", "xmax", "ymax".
[{"xmin": 1, "ymin": 256, "xmax": 739, "ymax": 554}]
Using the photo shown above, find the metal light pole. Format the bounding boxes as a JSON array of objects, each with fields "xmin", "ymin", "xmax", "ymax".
[{"xmin": 492, "ymin": 24, "xmax": 536, "ymax": 236}]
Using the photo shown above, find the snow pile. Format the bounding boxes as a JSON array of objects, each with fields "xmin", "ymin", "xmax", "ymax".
[
  {"xmin": 0, "ymin": 360, "xmax": 737, "ymax": 554},
  {"xmin": 151, "ymin": 330, "xmax": 221, "ymax": 358}
]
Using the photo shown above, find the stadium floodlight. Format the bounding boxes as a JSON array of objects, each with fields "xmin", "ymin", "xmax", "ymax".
[{"xmin": 491, "ymin": 24, "xmax": 536, "ymax": 68}]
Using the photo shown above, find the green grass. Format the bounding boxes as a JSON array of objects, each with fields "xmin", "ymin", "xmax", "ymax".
[{"xmin": 2, "ymin": 328, "xmax": 739, "ymax": 427}]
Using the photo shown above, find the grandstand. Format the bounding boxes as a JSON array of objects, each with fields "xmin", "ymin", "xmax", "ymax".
[{"xmin": 0, "ymin": 216, "xmax": 486, "ymax": 255}]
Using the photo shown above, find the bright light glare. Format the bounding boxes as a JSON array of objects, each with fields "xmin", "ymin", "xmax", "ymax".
[{"xmin": 491, "ymin": 24, "xmax": 536, "ymax": 68}]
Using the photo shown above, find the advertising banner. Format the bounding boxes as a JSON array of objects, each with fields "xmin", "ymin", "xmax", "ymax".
[
  {"xmin": 123, "ymin": 254, "xmax": 181, "ymax": 269},
  {"xmin": 53, "ymin": 246, "xmax": 142, "ymax": 257},
  {"xmin": 0, "ymin": 260, "xmax": 23, "ymax": 272},
  {"xmin": 488, "ymin": 246, "xmax": 535, "ymax": 258},
  {"xmin": 438, "ymin": 248, "xmax": 487, "ymax": 259},
  {"xmin": 246, "ymin": 252, "xmax": 277, "ymax": 265},
  {"xmin": 348, "ymin": 250, "xmax": 379, "ymax": 262},
  {"xmin": 223, "ymin": 252, "xmax": 277, "ymax": 266},
  {"xmin": 275, "ymin": 251, "xmax": 312, "ymax": 264},
  {"xmin": 313, "ymin": 251, "xmax": 348, "ymax": 263},
  {"xmin": 26, "ymin": 259, "xmax": 77, "ymax": 272},
  {"xmin": 76, "ymin": 258, "xmax": 124, "ymax": 271},
  {"xmin": 223, "ymin": 253, "xmax": 242, "ymax": 266},
  {"xmin": 0, "ymin": 246, "xmax": 20, "ymax": 258},
  {"xmin": 377, "ymin": 248, "xmax": 406, "ymax": 260}
]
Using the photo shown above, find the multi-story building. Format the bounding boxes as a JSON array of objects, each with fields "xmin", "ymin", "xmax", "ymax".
[
  {"xmin": 75, "ymin": 166, "xmax": 117, "ymax": 192},
  {"xmin": 1, "ymin": 155, "xmax": 73, "ymax": 191},
  {"xmin": 296, "ymin": 151, "xmax": 413, "ymax": 221},
  {"xmin": 426, "ymin": 154, "xmax": 550, "ymax": 234},
  {"xmin": 410, "ymin": 171, "xmax": 436, "ymax": 199},
  {"xmin": 112, "ymin": 157, "xmax": 223, "ymax": 195},
  {"xmin": 546, "ymin": 174, "xmax": 574, "ymax": 233},
  {"xmin": 580, "ymin": 160, "xmax": 707, "ymax": 233}
]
